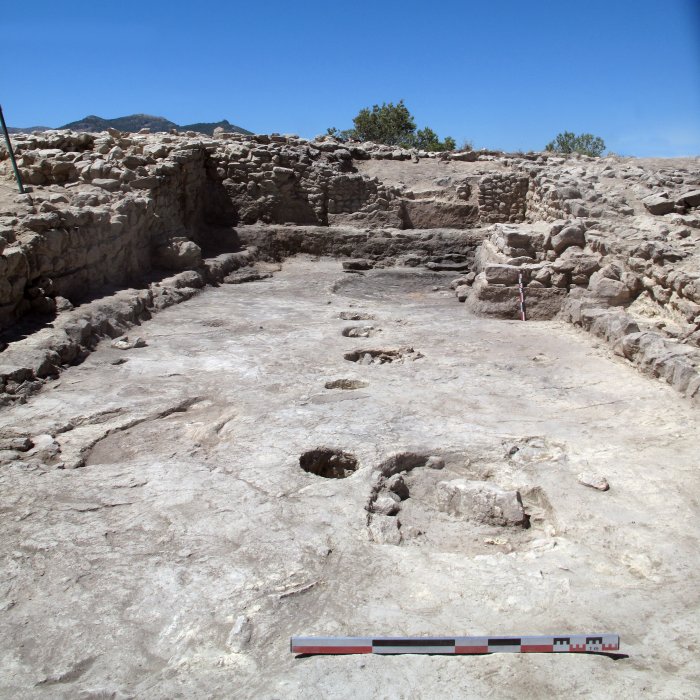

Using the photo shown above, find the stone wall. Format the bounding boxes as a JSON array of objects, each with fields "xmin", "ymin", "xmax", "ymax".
[
  {"xmin": 454, "ymin": 212, "xmax": 700, "ymax": 402},
  {"xmin": 3, "ymin": 131, "xmax": 508, "ymax": 330},
  {"xmin": 477, "ymin": 173, "xmax": 529, "ymax": 223},
  {"xmin": 1, "ymin": 130, "xmax": 700, "ymax": 404},
  {"xmin": 207, "ymin": 134, "xmax": 404, "ymax": 228},
  {"xmin": 235, "ymin": 224, "xmax": 482, "ymax": 265},
  {"xmin": 0, "ymin": 135, "xmax": 214, "ymax": 328},
  {"xmin": 583, "ymin": 233, "xmax": 700, "ymax": 346},
  {"xmin": 461, "ymin": 221, "xmax": 597, "ymax": 320}
]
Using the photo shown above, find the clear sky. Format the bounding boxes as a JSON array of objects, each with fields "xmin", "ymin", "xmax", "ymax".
[{"xmin": 3, "ymin": 0, "xmax": 699, "ymax": 156}]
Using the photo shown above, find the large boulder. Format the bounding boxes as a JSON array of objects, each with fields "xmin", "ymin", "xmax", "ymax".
[
  {"xmin": 551, "ymin": 223, "xmax": 585, "ymax": 254},
  {"xmin": 502, "ymin": 229, "xmax": 538, "ymax": 250},
  {"xmin": 552, "ymin": 247, "xmax": 601, "ymax": 281},
  {"xmin": 683, "ymin": 278, "xmax": 700, "ymax": 305},
  {"xmin": 489, "ymin": 226, "xmax": 545, "ymax": 257},
  {"xmin": 130, "ymin": 175, "xmax": 162, "ymax": 190},
  {"xmin": 555, "ymin": 185, "xmax": 582, "ymax": 200},
  {"xmin": 152, "ymin": 237, "xmax": 202, "ymax": 271},
  {"xmin": 588, "ymin": 276, "xmax": 632, "ymax": 306},
  {"xmin": 368, "ymin": 515, "xmax": 402, "ymax": 545},
  {"xmin": 676, "ymin": 190, "xmax": 700, "ymax": 209},
  {"xmin": 588, "ymin": 309, "xmax": 640, "ymax": 343},
  {"xmin": 642, "ymin": 193, "xmax": 674, "ymax": 215},
  {"xmin": 483, "ymin": 264, "xmax": 520, "ymax": 285}
]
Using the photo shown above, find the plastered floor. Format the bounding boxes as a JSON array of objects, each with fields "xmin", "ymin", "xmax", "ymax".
[{"xmin": 1, "ymin": 257, "xmax": 698, "ymax": 699}]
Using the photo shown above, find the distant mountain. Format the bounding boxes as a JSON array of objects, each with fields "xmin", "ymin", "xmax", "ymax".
[
  {"xmin": 180, "ymin": 119, "xmax": 252, "ymax": 136},
  {"xmin": 62, "ymin": 114, "xmax": 179, "ymax": 133},
  {"xmin": 7, "ymin": 113, "xmax": 252, "ymax": 136},
  {"xmin": 7, "ymin": 125, "xmax": 51, "ymax": 134}
]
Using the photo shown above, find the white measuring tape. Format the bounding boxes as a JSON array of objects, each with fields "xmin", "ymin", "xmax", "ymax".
[
  {"xmin": 518, "ymin": 271, "xmax": 526, "ymax": 321},
  {"xmin": 291, "ymin": 634, "xmax": 619, "ymax": 655}
]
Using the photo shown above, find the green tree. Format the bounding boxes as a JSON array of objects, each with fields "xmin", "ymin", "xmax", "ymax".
[
  {"xmin": 442, "ymin": 136, "xmax": 457, "ymax": 151},
  {"xmin": 326, "ymin": 126, "xmax": 356, "ymax": 140},
  {"xmin": 415, "ymin": 128, "xmax": 456, "ymax": 152},
  {"xmin": 329, "ymin": 101, "xmax": 456, "ymax": 151},
  {"xmin": 545, "ymin": 131, "xmax": 606, "ymax": 157},
  {"xmin": 351, "ymin": 100, "xmax": 416, "ymax": 146}
]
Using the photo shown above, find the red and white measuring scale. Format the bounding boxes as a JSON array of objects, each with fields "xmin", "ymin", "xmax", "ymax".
[
  {"xmin": 291, "ymin": 634, "xmax": 620, "ymax": 655},
  {"xmin": 518, "ymin": 271, "xmax": 526, "ymax": 321}
]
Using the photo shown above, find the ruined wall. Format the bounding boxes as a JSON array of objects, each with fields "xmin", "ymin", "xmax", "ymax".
[
  {"xmin": 525, "ymin": 174, "xmax": 592, "ymax": 222},
  {"xmin": 235, "ymin": 224, "xmax": 482, "ymax": 265},
  {"xmin": 3, "ymin": 131, "xmax": 489, "ymax": 329},
  {"xmin": 207, "ymin": 135, "xmax": 404, "ymax": 228},
  {"xmin": 524, "ymin": 159, "xmax": 643, "ymax": 222},
  {"xmin": 584, "ymin": 234, "xmax": 700, "ymax": 346},
  {"xmin": 3, "ymin": 130, "xmax": 699, "ymax": 341},
  {"xmin": 464, "ymin": 221, "xmax": 594, "ymax": 319},
  {"xmin": 0, "ymin": 132, "xmax": 214, "ymax": 328},
  {"xmin": 477, "ymin": 173, "xmax": 529, "ymax": 223},
  {"xmin": 2, "ymin": 130, "xmax": 700, "ymax": 405},
  {"xmin": 455, "ymin": 211, "xmax": 700, "ymax": 402}
]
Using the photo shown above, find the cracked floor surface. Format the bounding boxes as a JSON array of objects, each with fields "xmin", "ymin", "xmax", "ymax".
[{"xmin": 1, "ymin": 257, "xmax": 699, "ymax": 698}]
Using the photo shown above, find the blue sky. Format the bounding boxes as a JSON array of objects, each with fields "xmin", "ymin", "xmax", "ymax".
[{"xmin": 3, "ymin": 0, "xmax": 699, "ymax": 156}]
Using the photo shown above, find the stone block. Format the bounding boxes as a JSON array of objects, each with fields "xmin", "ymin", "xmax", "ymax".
[
  {"xmin": 675, "ymin": 190, "xmax": 700, "ymax": 209},
  {"xmin": 642, "ymin": 193, "xmax": 674, "ymax": 215},
  {"xmin": 588, "ymin": 277, "xmax": 631, "ymax": 306},
  {"xmin": 483, "ymin": 264, "xmax": 520, "ymax": 285},
  {"xmin": 551, "ymin": 224, "xmax": 585, "ymax": 254},
  {"xmin": 436, "ymin": 479, "xmax": 526, "ymax": 526},
  {"xmin": 130, "ymin": 176, "xmax": 161, "ymax": 189}
]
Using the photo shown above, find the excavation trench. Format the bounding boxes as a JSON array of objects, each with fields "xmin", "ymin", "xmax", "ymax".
[
  {"xmin": 2, "ymin": 132, "xmax": 699, "ymax": 697},
  {"xmin": 1, "ymin": 255, "xmax": 699, "ymax": 699}
]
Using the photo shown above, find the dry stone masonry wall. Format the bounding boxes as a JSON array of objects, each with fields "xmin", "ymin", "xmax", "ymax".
[
  {"xmin": 477, "ymin": 173, "xmax": 529, "ymax": 223},
  {"xmin": 208, "ymin": 134, "xmax": 405, "ymax": 229},
  {"xmin": 0, "ymin": 128, "xmax": 699, "ymax": 405}
]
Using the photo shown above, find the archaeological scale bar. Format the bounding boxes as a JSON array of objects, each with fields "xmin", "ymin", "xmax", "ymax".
[{"xmin": 291, "ymin": 634, "xmax": 620, "ymax": 655}]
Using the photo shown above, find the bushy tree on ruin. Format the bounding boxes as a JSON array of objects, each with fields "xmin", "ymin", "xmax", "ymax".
[{"xmin": 327, "ymin": 101, "xmax": 456, "ymax": 151}]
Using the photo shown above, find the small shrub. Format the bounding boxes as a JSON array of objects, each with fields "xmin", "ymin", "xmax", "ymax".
[{"xmin": 545, "ymin": 131, "xmax": 606, "ymax": 157}]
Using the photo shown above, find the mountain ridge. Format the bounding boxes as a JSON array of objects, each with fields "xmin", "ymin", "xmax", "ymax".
[{"xmin": 7, "ymin": 113, "xmax": 252, "ymax": 136}]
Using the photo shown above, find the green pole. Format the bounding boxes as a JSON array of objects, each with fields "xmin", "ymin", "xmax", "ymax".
[{"xmin": 0, "ymin": 105, "xmax": 25, "ymax": 194}]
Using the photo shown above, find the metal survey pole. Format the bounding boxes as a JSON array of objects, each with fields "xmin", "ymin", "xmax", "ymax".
[{"xmin": 0, "ymin": 105, "xmax": 25, "ymax": 194}]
